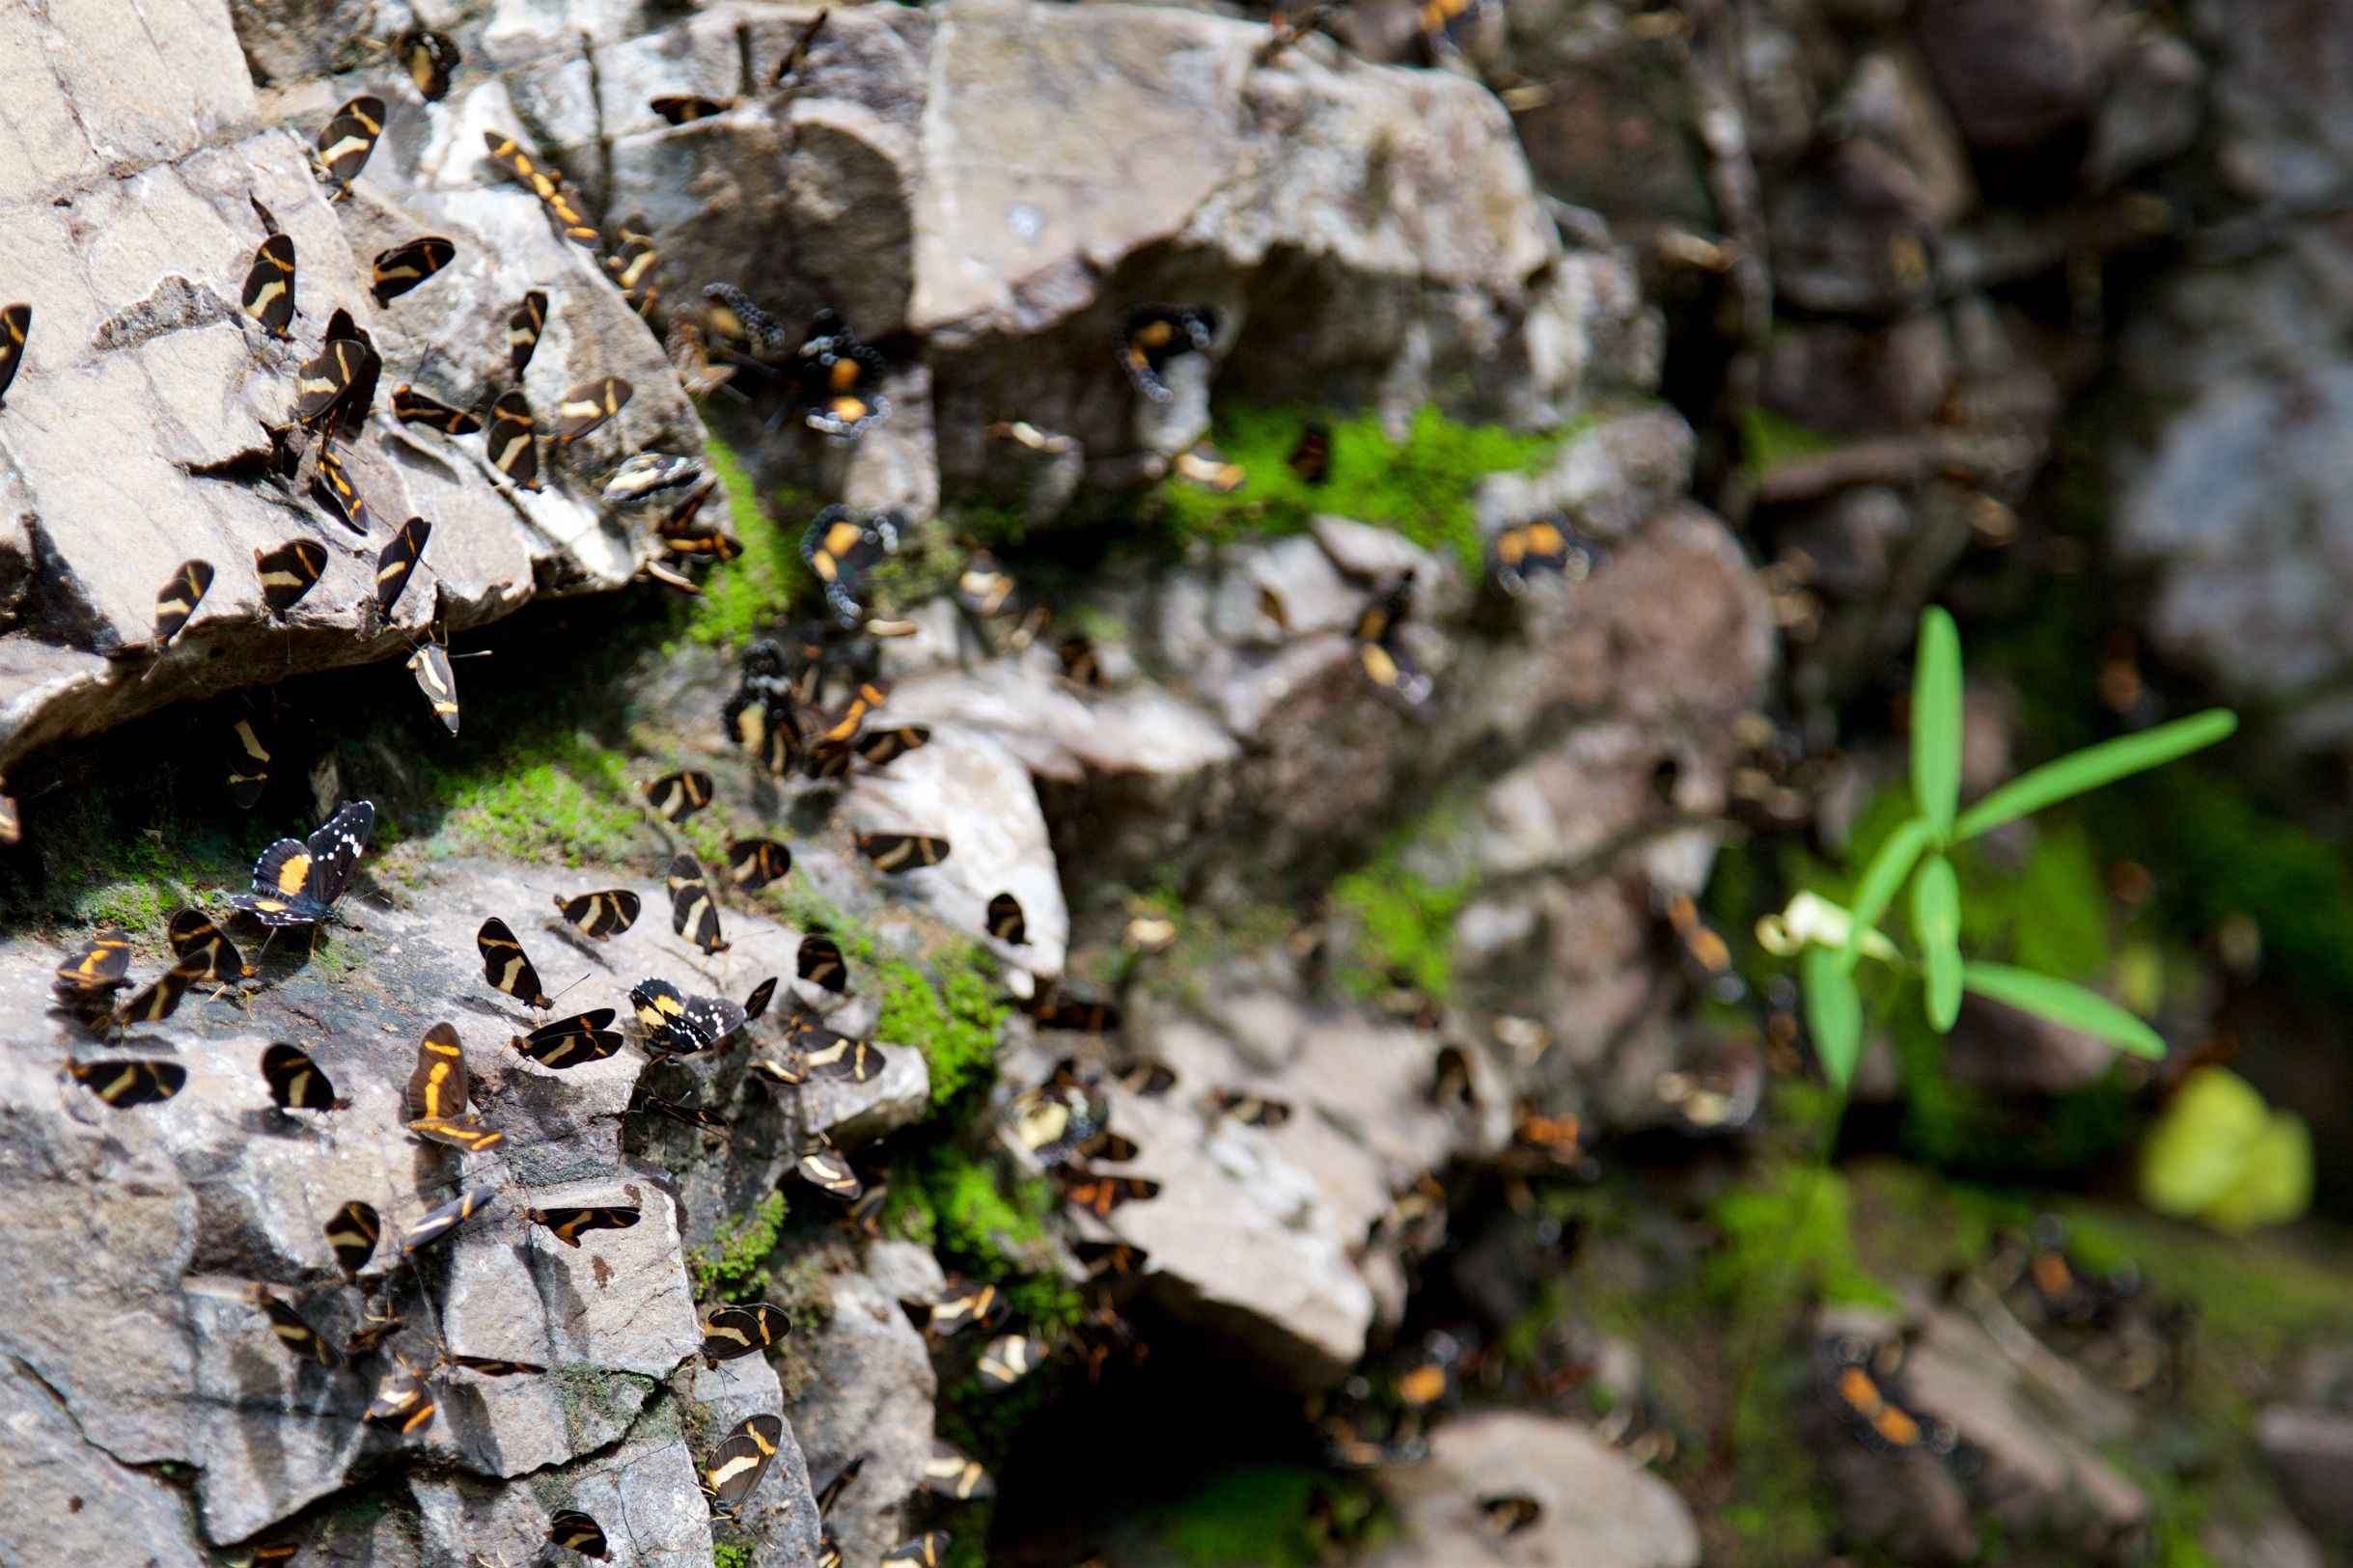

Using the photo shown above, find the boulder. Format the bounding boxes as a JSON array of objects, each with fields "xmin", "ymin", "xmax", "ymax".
[{"xmin": 1367, "ymin": 1409, "xmax": 1702, "ymax": 1568}]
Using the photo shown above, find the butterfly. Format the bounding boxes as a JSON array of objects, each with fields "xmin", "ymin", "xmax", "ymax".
[
  {"xmin": 262, "ymin": 1043, "xmax": 346, "ymax": 1111},
  {"xmin": 476, "ymin": 918, "xmax": 550, "ymax": 1007},
  {"xmin": 700, "ymin": 1413, "xmax": 785, "ymax": 1517},
  {"xmin": 67, "ymin": 1058, "xmax": 187, "ymax": 1107},
  {"xmin": 1118, "ymin": 304, "xmax": 1215, "ymax": 401},
  {"xmin": 629, "ymin": 977, "xmax": 745, "ymax": 1054},
  {"xmin": 391, "ymin": 383, "xmax": 482, "ymax": 434},
  {"xmin": 794, "ymin": 310, "xmax": 890, "ymax": 437},
  {"xmin": 397, "ymin": 27, "xmax": 460, "ymax": 100},
  {"xmin": 227, "ymin": 799, "xmax": 374, "ymax": 927},
  {"xmin": 800, "ymin": 506, "xmax": 901, "ymax": 627},
  {"xmin": 726, "ymin": 838, "xmax": 791, "ymax": 894},
  {"xmin": 700, "ymin": 1302, "xmax": 792, "ymax": 1366},
  {"xmin": 408, "ymin": 643, "xmax": 460, "ymax": 733},
  {"xmin": 552, "ymin": 889, "xmax": 641, "ymax": 940},
  {"xmin": 241, "ymin": 234, "xmax": 296, "ymax": 337},
  {"xmin": 922, "ymin": 1440, "xmax": 996, "ymax": 1500},
  {"xmin": 167, "ymin": 907, "xmax": 250, "ymax": 981},
  {"xmin": 553, "ymin": 376, "xmax": 633, "ymax": 443},
  {"xmin": 645, "ymin": 768, "xmax": 713, "ymax": 822},
  {"xmin": 400, "ymin": 1187, "xmax": 497, "ymax": 1254},
  {"xmin": 985, "ymin": 892, "xmax": 1027, "ymax": 945},
  {"xmin": 0, "ymin": 302, "xmax": 27, "ymax": 408},
  {"xmin": 153, "ymin": 560, "xmax": 215, "ymax": 646},
  {"xmin": 371, "ymin": 236, "xmax": 455, "ymax": 307},
  {"xmin": 509, "ymin": 291, "xmax": 548, "ymax": 379},
  {"xmin": 663, "ymin": 853, "xmax": 728, "ymax": 953},
  {"xmin": 324, "ymin": 1200, "xmax": 380, "ymax": 1279},
  {"xmin": 512, "ymin": 1009, "xmax": 623, "ymax": 1068},
  {"xmin": 361, "ymin": 1363, "xmax": 436, "ymax": 1434},
  {"xmin": 545, "ymin": 1509, "xmax": 608, "ymax": 1558},
  {"xmin": 253, "ymin": 1286, "xmax": 339, "ymax": 1367},
  {"xmin": 484, "ymin": 388, "xmax": 540, "ymax": 490},
  {"xmin": 526, "ymin": 1205, "xmax": 642, "ymax": 1247},
  {"xmin": 853, "ymin": 832, "xmax": 949, "ymax": 872},
  {"xmin": 314, "ymin": 95, "xmax": 386, "ymax": 195},
  {"xmin": 374, "ymin": 516, "xmax": 430, "ymax": 618}
]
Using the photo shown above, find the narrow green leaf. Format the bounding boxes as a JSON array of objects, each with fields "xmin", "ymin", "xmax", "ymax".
[
  {"xmin": 1912, "ymin": 608, "xmax": 1963, "ymax": 837},
  {"xmin": 1804, "ymin": 946, "xmax": 1864, "ymax": 1089},
  {"xmin": 1839, "ymin": 817, "xmax": 1934, "ymax": 973},
  {"xmin": 1953, "ymin": 710, "xmax": 2237, "ymax": 842},
  {"xmin": 1913, "ymin": 854, "xmax": 1962, "ymax": 1032},
  {"xmin": 1960, "ymin": 962, "xmax": 2165, "ymax": 1059}
]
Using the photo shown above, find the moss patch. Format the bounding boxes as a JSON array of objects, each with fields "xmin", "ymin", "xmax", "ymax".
[
  {"xmin": 710, "ymin": 1542, "xmax": 754, "ymax": 1568},
  {"xmin": 870, "ymin": 945, "xmax": 1009, "ymax": 1113},
  {"xmin": 425, "ymin": 736, "xmax": 646, "ymax": 869},
  {"xmin": 1154, "ymin": 1464, "xmax": 1330, "ymax": 1568},
  {"xmin": 681, "ymin": 433, "xmax": 818, "ymax": 648},
  {"xmin": 1328, "ymin": 812, "xmax": 1476, "ymax": 1003},
  {"xmin": 1148, "ymin": 403, "xmax": 1564, "ymax": 574},
  {"xmin": 686, "ymin": 1191, "xmax": 790, "ymax": 1303}
]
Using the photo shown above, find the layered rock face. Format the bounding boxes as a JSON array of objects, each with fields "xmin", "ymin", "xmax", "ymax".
[
  {"xmin": 12, "ymin": 1, "xmax": 2344, "ymax": 1566},
  {"xmin": 0, "ymin": 0, "xmax": 1750, "ymax": 1564}
]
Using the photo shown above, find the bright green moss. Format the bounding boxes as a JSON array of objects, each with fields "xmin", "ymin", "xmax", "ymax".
[
  {"xmin": 1705, "ymin": 1164, "xmax": 1896, "ymax": 1312},
  {"xmin": 1330, "ymin": 841, "xmax": 1472, "ymax": 1003},
  {"xmin": 429, "ymin": 739, "xmax": 646, "ymax": 868},
  {"xmin": 1149, "ymin": 403, "xmax": 1563, "ymax": 574},
  {"xmin": 872, "ymin": 947, "xmax": 1008, "ymax": 1112},
  {"xmin": 711, "ymin": 1542, "xmax": 754, "ymax": 1568},
  {"xmin": 685, "ymin": 1191, "xmax": 789, "ymax": 1303},
  {"xmin": 682, "ymin": 435, "xmax": 817, "ymax": 647}
]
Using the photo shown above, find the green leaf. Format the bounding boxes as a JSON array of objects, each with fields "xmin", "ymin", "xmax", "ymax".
[
  {"xmin": 1839, "ymin": 817, "xmax": 1934, "ymax": 973},
  {"xmin": 1953, "ymin": 710, "xmax": 2237, "ymax": 842},
  {"xmin": 1804, "ymin": 946, "xmax": 1864, "ymax": 1089},
  {"xmin": 1959, "ymin": 962, "xmax": 2165, "ymax": 1059},
  {"xmin": 1912, "ymin": 608, "xmax": 1963, "ymax": 836},
  {"xmin": 1913, "ymin": 854, "xmax": 1962, "ymax": 1032}
]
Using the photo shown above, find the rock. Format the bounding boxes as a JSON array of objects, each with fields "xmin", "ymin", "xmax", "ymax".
[
  {"xmin": 839, "ymin": 722, "xmax": 1070, "ymax": 979},
  {"xmin": 780, "ymin": 1254, "xmax": 939, "ymax": 1567},
  {"xmin": 1821, "ymin": 1299, "xmax": 2148, "ymax": 1550},
  {"xmin": 412, "ymin": 1400, "xmax": 718, "ymax": 1567},
  {"xmin": 0, "ymin": 0, "xmax": 723, "ymax": 775},
  {"xmin": 2256, "ymin": 1405, "xmax": 2353, "ymax": 1536},
  {"xmin": 692, "ymin": 1354, "xmax": 824, "ymax": 1568},
  {"xmin": 1911, "ymin": 0, "xmax": 2108, "ymax": 151},
  {"xmin": 1367, "ymin": 1409, "xmax": 1702, "ymax": 1568},
  {"xmin": 0, "ymin": 1364, "xmax": 207, "ymax": 1568},
  {"xmin": 1476, "ymin": 407, "xmax": 1696, "ymax": 541},
  {"xmin": 1076, "ymin": 974, "xmax": 1502, "ymax": 1388}
]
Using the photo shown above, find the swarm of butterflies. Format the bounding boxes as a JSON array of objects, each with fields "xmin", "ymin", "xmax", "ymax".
[{"xmin": 3, "ymin": 0, "xmax": 1629, "ymax": 1557}]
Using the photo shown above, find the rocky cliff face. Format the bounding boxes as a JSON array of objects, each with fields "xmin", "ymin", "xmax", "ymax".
[{"xmin": 3, "ymin": 2, "xmax": 2350, "ymax": 1567}]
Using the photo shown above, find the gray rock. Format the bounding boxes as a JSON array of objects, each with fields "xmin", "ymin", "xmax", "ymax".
[
  {"xmin": 0, "ymin": 1363, "xmax": 207, "ymax": 1568},
  {"xmin": 1367, "ymin": 1409, "xmax": 1701, "ymax": 1568},
  {"xmin": 1093, "ymin": 979, "xmax": 1500, "ymax": 1388},
  {"xmin": 2257, "ymin": 1405, "xmax": 2353, "ymax": 1536},
  {"xmin": 781, "ymin": 1259, "xmax": 938, "ymax": 1567},
  {"xmin": 0, "ymin": 0, "xmax": 724, "ymax": 774}
]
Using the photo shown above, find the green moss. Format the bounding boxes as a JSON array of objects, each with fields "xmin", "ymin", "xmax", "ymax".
[
  {"xmin": 1737, "ymin": 406, "xmax": 1838, "ymax": 479},
  {"xmin": 711, "ymin": 1542, "xmax": 755, "ymax": 1568},
  {"xmin": 1706, "ymin": 1164, "xmax": 1896, "ymax": 1312},
  {"xmin": 428, "ymin": 737, "xmax": 646, "ymax": 868},
  {"xmin": 1952, "ymin": 820, "xmax": 2112, "ymax": 981},
  {"xmin": 685, "ymin": 1191, "xmax": 789, "ymax": 1303},
  {"xmin": 1149, "ymin": 403, "xmax": 1564, "ymax": 574},
  {"xmin": 1155, "ymin": 1465, "xmax": 1329, "ymax": 1568},
  {"xmin": 872, "ymin": 946, "xmax": 1009, "ymax": 1112},
  {"xmin": 682, "ymin": 434, "xmax": 817, "ymax": 648},
  {"xmin": 1330, "ymin": 826, "xmax": 1475, "ymax": 1002}
]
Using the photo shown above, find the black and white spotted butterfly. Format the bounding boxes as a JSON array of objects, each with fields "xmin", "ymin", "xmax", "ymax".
[{"xmin": 227, "ymin": 800, "xmax": 375, "ymax": 927}]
